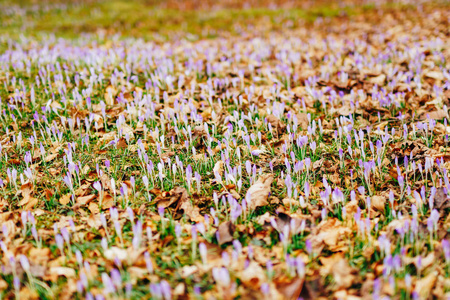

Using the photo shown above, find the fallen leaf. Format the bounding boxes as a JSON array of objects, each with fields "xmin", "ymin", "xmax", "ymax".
[
  {"xmin": 104, "ymin": 247, "xmax": 128, "ymax": 261},
  {"xmin": 117, "ymin": 138, "xmax": 128, "ymax": 149},
  {"xmin": 29, "ymin": 248, "xmax": 51, "ymax": 265},
  {"xmin": 180, "ymin": 197, "xmax": 202, "ymax": 222},
  {"xmin": 332, "ymin": 259, "xmax": 355, "ymax": 289},
  {"xmin": 154, "ymin": 187, "xmax": 202, "ymax": 222},
  {"xmin": 319, "ymin": 252, "xmax": 345, "ymax": 276},
  {"xmin": 246, "ymin": 174, "xmax": 274, "ymax": 210},
  {"xmin": 86, "ymin": 214, "xmax": 101, "ymax": 229},
  {"xmin": 415, "ymin": 272, "xmax": 437, "ymax": 299},
  {"xmin": 101, "ymin": 193, "xmax": 114, "ymax": 209},
  {"xmin": 239, "ymin": 261, "xmax": 267, "ymax": 287},
  {"xmin": 368, "ymin": 74, "xmax": 386, "ymax": 86},
  {"xmin": 88, "ymin": 202, "xmax": 99, "ymax": 214},
  {"xmin": 173, "ymin": 283, "xmax": 185, "ymax": 296},
  {"xmin": 256, "ymin": 212, "xmax": 272, "ymax": 225},
  {"xmin": 434, "ymin": 187, "xmax": 449, "ymax": 210},
  {"xmin": 313, "ymin": 158, "xmax": 324, "ymax": 169},
  {"xmin": 77, "ymin": 194, "xmax": 96, "ymax": 206},
  {"xmin": 154, "ymin": 187, "xmax": 186, "ymax": 208},
  {"xmin": 344, "ymin": 200, "xmax": 359, "ymax": 220},
  {"xmin": 274, "ymin": 276, "xmax": 304, "ymax": 300},
  {"xmin": 424, "ymin": 70, "xmax": 444, "ymax": 81},
  {"xmin": 19, "ymin": 287, "xmax": 39, "ymax": 300},
  {"xmin": 422, "ymin": 110, "xmax": 448, "ymax": 120},
  {"xmin": 49, "ymin": 267, "xmax": 76, "ymax": 278},
  {"xmin": 59, "ymin": 194, "xmax": 72, "ymax": 205},
  {"xmin": 0, "ymin": 279, "xmax": 7, "ymax": 291},
  {"xmin": 371, "ymin": 195, "xmax": 386, "ymax": 212},
  {"xmin": 128, "ymin": 267, "xmax": 149, "ymax": 279},
  {"xmin": 181, "ymin": 265, "xmax": 198, "ymax": 278},
  {"xmin": 213, "ymin": 160, "xmax": 224, "ymax": 176},
  {"xmin": 45, "ymin": 153, "xmax": 58, "ymax": 162},
  {"xmin": 19, "ymin": 182, "xmax": 33, "ymax": 206},
  {"xmin": 296, "ymin": 112, "xmax": 309, "ymax": 129},
  {"xmin": 310, "ymin": 218, "xmax": 352, "ymax": 252},
  {"xmin": 267, "ymin": 115, "xmax": 286, "ymax": 134},
  {"xmin": 21, "ymin": 197, "xmax": 38, "ymax": 210},
  {"xmin": 100, "ymin": 172, "xmax": 113, "ymax": 191},
  {"xmin": 216, "ymin": 221, "xmax": 235, "ymax": 245}
]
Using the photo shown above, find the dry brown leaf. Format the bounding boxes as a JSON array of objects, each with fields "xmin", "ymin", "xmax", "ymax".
[
  {"xmin": 120, "ymin": 123, "xmax": 135, "ymax": 140},
  {"xmin": 127, "ymin": 267, "xmax": 148, "ymax": 279},
  {"xmin": 101, "ymin": 193, "xmax": 114, "ymax": 209},
  {"xmin": 272, "ymin": 212, "xmax": 306, "ymax": 235},
  {"xmin": 267, "ymin": 115, "xmax": 286, "ymax": 134},
  {"xmin": 193, "ymin": 125, "xmax": 206, "ymax": 139},
  {"xmin": 371, "ymin": 195, "xmax": 386, "ymax": 212},
  {"xmin": 295, "ymin": 112, "xmax": 309, "ymax": 129},
  {"xmin": 313, "ymin": 158, "xmax": 324, "ymax": 169},
  {"xmin": 333, "ymin": 104, "xmax": 354, "ymax": 116},
  {"xmin": 311, "ymin": 218, "xmax": 352, "ymax": 252},
  {"xmin": 88, "ymin": 202, "xmax": 99, "ymax": 214},
  {"xmin": 99, "ymin": 131, "xmax": 116, "ymax": 144},
  {"xmin": 100, "ymin": 172, "xmax": 113, "ymax": 191},
  {"xmin": 422, "ymin": 110, "xmax": 448, "ymax": 120},
  {"xmin": 424, "ymin": 70, "xmax": 444, "ymax": 81},
  {"xmin": 117, "ymin": 138, "xmax": 128, "ymax": 149},
  {"xmin": 180, "ymin": 198, "xmax": 202, "ymax": 223},
  {"xmin": 104, "ymin": 247, "xmax": 128, "ymax": 261},
  {"xmin": 154, "ymin": 187, "xmax": 202, "ymax": 222},
  {"xmin": 344, "ymin": 201, "xmax": 359, "ymax": 220},
  {"xmin": 256, "ymin": 212, "xmax": 272, "ymax": 225},
  {"xmin": 368, "ymin": 74, "xmax": 386, "ymax": 86},
  {"xmin": 415, "ymin": 272, "xmax": 437, "ymax": 299},
  {"xmin": 0, "ymin": 279, "xmax": 7, "ymax": 291},
  {"xmin": 19, "ymin": 288, "xmax": 39, "ymax": 300},
  {"xmin": 193, "ymin": 153, "xmax": 205, "ymax": 161},
  {"xmin": 49, "ymin": 267, "xmax": 76, "ymax": 278},
  {"xmin": 18, "ymin": 183, "xmax": 38, "ymax": 209},
  {"xmin": 272, "ymin": 212, "xmax": 292, "ymax": 232},
  {"xmin": 213, "ymin": 160, "xmax": 224, "ymax": 176},
  {"xmin": 19, "ymin": 182, "xmax": 33, "ymax": 206},
  {"xmin": 434, "ymin": 187, "xmax": 449, "ymax": 210},
  {"xmin": 332, "ymin": 259, "xmax": 355, "ymax": 289},
  {"xmin": 181, "ymin": 265, "xmax": 198, "ymax": 278},
  {"xmin": 45, "ymin": 153, "xmax": 58, "ymax": 162},
  {"xmin": 274, "ymin": 276, "xmax": 304, "ymax": 300},
  {"xmin": 246, "ymin": 174, "xmax": 273, "ymax": 210},
  {"xmin": 154, "ymin": 188, "xmax": 185, "ymax": 208},
  {"xmin": 0, "ymin": 198, "xmax": 8, "ymax": 212},
  {"xmin": 412, "ymin": 253, "xmax": 435, "ymax": 270},
  {"xmin": 59, "ymin": 194, "xmax": 72, "ymax": 205},
  {"xmin": 319, "ymin": 252, "xmax": 345, "ymax": 276},
  {"xmin": 77, "ymin": 194, "xmax": 96, "ymax": 206},
  {"xmin": 86, "ymin": 214, "xmax": 101, "ymax": 229},
  {"xmin": 29, "ymin": 248, "xmax": 51, "ymax": 265},
  {"xmin": 216, "ymin": 221, "xmax": 235, "ymax": 245},
  {"xmin": 239, "ymin": 261, "xmax": 267, "ymax": 287},
  {"xmin": 25, "ymin": 198, "xmax": 38, "ymax": 210},
  {"xmin": 173, "ymin": 283, "xmax": 185, "ymax": 296}
]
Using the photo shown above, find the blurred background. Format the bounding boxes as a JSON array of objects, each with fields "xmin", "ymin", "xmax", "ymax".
[{"xmin": 0, "ymin": 0, "xmax": 445, "ymax": 41}]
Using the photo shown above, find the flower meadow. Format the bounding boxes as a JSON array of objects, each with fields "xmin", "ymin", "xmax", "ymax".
[{"xmin": 0, "ymin": 1, "xmax": 450, "ymax": 299}]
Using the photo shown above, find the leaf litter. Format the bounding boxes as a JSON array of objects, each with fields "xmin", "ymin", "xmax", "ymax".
[{"xmin": 0, "ymin": 1, "xmax": 450, "ymax": 299}]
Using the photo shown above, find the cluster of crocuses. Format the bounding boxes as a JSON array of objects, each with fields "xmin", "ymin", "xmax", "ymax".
[{"xmin": 0, "ymin": 5, "xmax": 449, "ymax": 299}]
